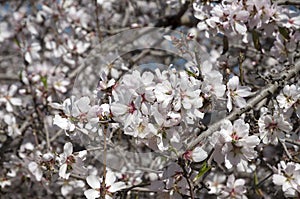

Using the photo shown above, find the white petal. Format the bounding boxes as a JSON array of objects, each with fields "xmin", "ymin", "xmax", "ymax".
[
  {"xmin": 235, "ymin": 21, "xmax": 247, "ymax": 35},
  {"xmin": 111, "ymin": 103, "xmax": 128, "ymax": 116},
  {"xmin": 105, "ymin": 170, "xmax": 116, "ymax": 186},
  {"xmin": 76, "ymin": 97, "xmax": 91, "ymax": 113},
  {"xmin": 227, "ymin": 76, "xmax": 239, "ymax": 90},
  {"xmin": 109, "ymin": 181, "xmax": 126, "ymax": 192},
  {"xmin": 192, "ymin": 147, "xmax": 208, "ymax": 162},
  {"xmin": 86, "ymin": 175, "xmax": 100, "ymax": 189},
  {"xmin": 10, "ymin": 98, "xmax": 22, "ymax": 106},
  {"xmin": 272, "ymin": 174, "xmax": 286, "ymax": 185},
  {"xmin": 64, "ymin": 142, "xmax": 73, "ymax": 156},
  {"xmin": 59, "ymin": 163, "xmax": 70, "ymax": 179},
  {"xmin": 84, "ymin": 189, "xmax": 100, "ymax": 199},
  {"xmin": 53, "ymin": 115, "xmax": 70, "ymax": 130},
  {"xmin": 28, "ymin": 162, "xmax": 43, "ymax": 181}
]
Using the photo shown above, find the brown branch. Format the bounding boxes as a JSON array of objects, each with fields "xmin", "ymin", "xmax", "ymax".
[
  {"xmin": 186, "ymin": 60, "xmax": 300, "ymax": 151},
  {"xmin": 285, "ymin": 138, "xmax": 300, "ymax": 147},
  {"xmin": 94, "ymin": 0, "xmax": 103, "ymax": 42},
  {"xmin": 0, "ymin": 73, "xmax": 19, "ymax": 81},
  {"xmin": 154, "ymin": 0, "xmax": 192, "ymax": 28},
  {"xmin": 274, "ymin": 0, "xmax": 300, "ymax": 5}
]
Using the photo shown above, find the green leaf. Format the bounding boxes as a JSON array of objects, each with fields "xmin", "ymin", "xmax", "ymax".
[
  {"xmin": 185, "ymin": 69, "xmax": 197, "ymax": 77},
  {"xmin": 222, "ymin": 35, "xmax": 229, "ymax": 55},
  {"xmin": 254, "ymin": 172, "xmax": 259, "ymax": 186},
  {"xmin": 252, "ymin": 30, "xmax": 261, "ymax": 51},
  {"xmin": 41, "ymin": 76, "xmax": 48, "ymax": 89},
  {"xmin": 193, "ymin": 162, "xmax": 211, "ymax": 182},
  {"xmin": 13, "ymin": 36, "xmax": 21, "ymax": 48},
  {"xmin": 278, "ymin": 26, "xmax": 290, "ymax": 40}
]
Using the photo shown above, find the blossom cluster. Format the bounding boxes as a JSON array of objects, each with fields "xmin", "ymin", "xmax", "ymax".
[{"xmin": 0, "ymin": 0, "xmax": 299, "ymax": 198}]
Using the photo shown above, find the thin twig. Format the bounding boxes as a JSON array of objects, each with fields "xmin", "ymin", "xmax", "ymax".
[
  {"xmin": 0, "ymin": 74, "xmax": 19, "ymax": 81},
  {"xmin": 101, "ymin": 125, "xmax": 107, "ymax": 199},
  {"xmin": 256, "ymin": 173, "xmax": 273, "ymax": 188},
  {"xmin": 44, "ymin": 117, "xmax": 51, "ymax": 151},
  {"xmin": 279, "ymin": 139, "xmax": 292, "ymax": 160},
  {"xmin": 94, "ymin": 0, "xmax": 102, "ymax": 42},
  {"xmin": 50, "ymin": 129, "xmax": 63, "ymax": 142},
  {"xmin": 285, "ymin": 138, "xmax": 300, "ymax": 147},
  {"xmin": 275, "ymin": 0, "xmax": 300, "ymax": 5}
]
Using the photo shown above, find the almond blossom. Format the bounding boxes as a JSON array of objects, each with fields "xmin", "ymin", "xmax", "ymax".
[
  {"xmin": 276, "ymin": 84, "xmax": 300, "ymax": 116},
  {"xmin": 258, "ymin": 113, "xmax": 293, "ymax": 145},
  {"xmin": 226, "ymin": 76, "xmax": 254, "ymax": 112},
  {"xmin": 3, "ymin": 114, "xmax": 21, "ymax": 138},
  {"xmin": 0, "ymin": 85, "xmax": 22, "ymax": 112},
  {"xmin": 273, "ymin": 161, "xmax": 300, "ymax": 197},
  {"xmin": 58, "ymin": 142, "xmax": 87, "ymax": 179},
  {"xmin": 220, "ymin": 174, "xmax": 248, "ymax": 199},
  {"xmin": 84, "ymin": 170, "xmax": 126, "ymax": 199},
  {"xmin": 183, "ymin": 146, "xmax": 208, "ymax": 162},
  {"xmin": 210, "ymin": 119, "xmax": 260, "ymax": 170}
]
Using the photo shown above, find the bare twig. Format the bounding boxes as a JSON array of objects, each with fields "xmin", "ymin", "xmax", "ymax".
[
  {"xmin": 154, "ymin": 0, "xmax": 192, "ymax": 28},
  {"xmin": 44, "ymin": 117, "xmax": 51, "ymax": 151},
  {"xmin": 101, "ymin": 125, "xmax": 107, "ymax": 199},
  {"xmin": 0, "ymin": 74, "xmax": 19, "ymax": 81},
  {"xmin": 274, "ymin": 0, "xmax": 300, "ymax": 5},
  {"xmin": 285, "ymin": 138, "xmax": 300, "ymax": 147},
  {"xmin": 50, "ymin": 129, "xmax": 63, "ymax": 142},
  {"xmin": 94, "ymin": 0, "xmax": 102, "ymax": 42},
  {"xmin": 279, "ymin": 139, "xmax": 292, "ymax": 160}
]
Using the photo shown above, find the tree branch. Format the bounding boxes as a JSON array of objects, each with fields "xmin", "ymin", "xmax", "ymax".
[
  {"xmin": 154, "ymin": 0, "xmax": 192, "ymax": 28},
  {"xmin": 274, "ymin": 0, "xmax": 300, "ymax": 6},
  {"xmin": 187, "ymin": 60, "xmax": 300, "ymax": 150}
]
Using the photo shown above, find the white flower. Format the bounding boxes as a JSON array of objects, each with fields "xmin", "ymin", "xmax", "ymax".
[
  {"xmin": 111, "ymin": 89, "xmax": 142, "ymax": 128},
  {"xmin": 220, "ymin": 174, "xmax": 248, "ymax": 199},
  {"xmin": 24, "ymin": 42, "xmax": 41, "ymax": 64},
  {"xmin": 59, "ymin": 142, "xmax": 74, "ymax": 179},
  {"xmin": 4, "ymin": 114, "xmax": 21, "ymax": 137},
  {"xmin": 201, "ymin": 60, "xmax": 226, "ymax": 98},
  {"xmin": 63, "ymin": 96, "xmax": 91, "ymax": 118},
  {"xmin": 59, "ymin": 142, "xmax": 87, "ymax": 179},
  {"xmin": 276, "ymin": 84, "xmax": 299, "ymax": 113},
  {"xmin": 206, "ymin": 173, "xmax": 226, "ymax": 194},
  {"xmin": 183, "ymin": 146, "xmax": 208, "ymax": 162},
  {"xmin": 124, "ymin": 116, "xmax": 157, "ymax": 139},
  {"xmin": 0, "ymin": 85, "xmax": 22, "ymax": 112},
  {"xmin": 273, "ymin": 161, "xmax": 300, "ymax": 197},
  {"xmin": 53, "ymin": 114, "xmax": 75, "ymax": 131},
  {"xmin": 211, "ymin": 119, "xmax": 260, "ymax": 170},
  {"xmin": 28, "ymin": 162, "xmax": 43, "ymax": 181},
  {"xmin": 53, "ymin": 96, "xmax": 95, "ymax": 133},
  {"xmin": 53, "ymin": 78, "xmax": 70, "ymax": 93},
  {"xmin": 84, "ymin": 170, "xmax": 126, "ymax": 199},
  {"xmin": 258, "ymin": 113, "xmax": 293, "ymax": 145},
  {"xmin": 278, "ymin": 9, "xmax": 300, "ymax": 29},
  {"xmin": 0, "ymin": 178, "xmax": 11, "ymax": 189},
  {"xmin": 0, "ymin": 22, "xmax": 12, "ymax": 42},
  {"xmin": 226, "ymin": 76, "xmax": 254, "ymax": 112},
  {"xmin": 97, "ymin": 71, "xmax": 115, "ymax": 90}
]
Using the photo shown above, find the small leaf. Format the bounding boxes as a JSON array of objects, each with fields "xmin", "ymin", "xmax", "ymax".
[
  {"xmin": 222, "ymin": 35, "xmax": 229, "ymax": 55},
  {"xmin": 41, "ymin": 76, "xmax": 48, "ymax": 89},
  {"xmin": 278, "ymin": 26, "xmax": 290, "ymax": 40},
  {"xmin": 193, "ymin": 162, "xmax": 211, "ymax": 182},
  {"xmin": 254, "ymin": 172, "xmax": 259, "ymax": 186},
  {"xmin": 252, "ymin": 30, "xmax": 261, "ymax": 51},
  {"xmin": 13, "ymin": 36, "xmax": 21, "ymax": 48},
  {"xmin": 185, "ymin": 69, "xmax": 197, "ymax": 77}
]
